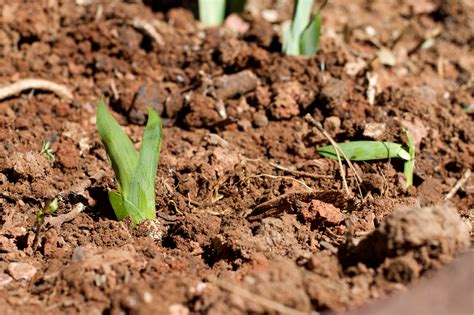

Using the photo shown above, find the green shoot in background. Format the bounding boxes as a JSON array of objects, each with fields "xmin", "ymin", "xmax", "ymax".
[
  {"xmin": 317, "ymin": 131, "xmax": 416, "ymax": 187},
  {"xmin": 40, "ymin": 140, "xmax": 55, "ymax": 165},
  {"xmin": 198, "ymin": 0, "xmax": 246, "ymax": 26},
  {"xmin": 199, "ymin": 0, "xmax": 226, "ymax": 26},
  {"xmin": 283, "ymin": 0, "xmax": 326, "ymax": 56},
  {"xmin": 96, "ymin": 98, "xmax": 162, "ymax": 226}
]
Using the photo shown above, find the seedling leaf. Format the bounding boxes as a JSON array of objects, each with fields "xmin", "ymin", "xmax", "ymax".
[
  {"xmin": 317, "ymin": 141, "xmax": 409, "ymax": 161},
  {"xmin": 97, "ymin": 98, "xmax": 162, "ymax": 226},
  {"xmin": 198, "ymin": 0, "xmax": 226, "ymax": 26},
  {"xmin": 96, "ymin": 98, "xmax": 139, "ymax": 198},
  {"xmin": 129, "ymin": 108, "xmax": 162, "ymax": 220},
  {"xmin": 300, "ymin": 13, "xmax": 322, "ymax": 56},
  {"xmin": 402, "ymin": 128, "xmax": 416, "ymax": 187}
]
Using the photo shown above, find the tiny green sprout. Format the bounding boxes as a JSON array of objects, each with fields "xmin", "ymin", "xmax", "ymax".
[
  {"xmin": 40, "ymin": 140, "xmax": 55, "ymax": 165},
  {"xmin": 96, "ymin": 98, "xmax": 162, "ymax": 227},
  {"xmin": 198, "ymin": 0, "xmax": 246, "ymax": 27},
  {"xmin": 317, "ymin": 130, "xmax": 416, "ymax": 187},
  {"xmin": 198, "ymin": 0, "xmax": 226, "ymax": 26},
  {"xmin": 283, "ymin": 0, "xmax": 327, "ymax": 56},
  {"xmin": 402, "ymin": 128, "xmax": 415, "ymax": 187},
  {"xmin": 33, "ymin": 197, "xmax": 58, "ymax": 251}
]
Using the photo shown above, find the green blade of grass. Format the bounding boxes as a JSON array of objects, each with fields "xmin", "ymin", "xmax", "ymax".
[
  {"xmin": 284, "ymin": 0, "xmax": 315, "ymax": 55},
  {"xmin": 109, "ymin": 191, "xmax": 145, "ymax": 225},
  {"xmin": 291, "ymin": 0, "xmax": 313, "ymax": 40},
  {"xmin": 402, "ymin": 128, "xmax": 415, "ymax": 187},
  {"xmin": 199, "ymin": 0, "xmax": 226, "ymax": 26},
  {"xmin": 96, "ymin": 98, "xmax": 138, "ymax": 198},
  {"xmin": 129, "ymin": 108, "xmax": 162, "ymax": 221},
  {"xmin": 317, "ymin": 141, "xmax": 410, "ymax": 161},
  {"xmin": 300, "ymin": 13, "xmax": 321, "ymax": 56}
]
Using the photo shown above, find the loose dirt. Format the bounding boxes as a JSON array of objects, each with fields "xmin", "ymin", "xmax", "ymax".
[{"xmin": 0, "ymin": 0, "xmax": 472, "ymax": 314}]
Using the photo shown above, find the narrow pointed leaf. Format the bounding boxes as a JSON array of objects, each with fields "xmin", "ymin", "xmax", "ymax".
[
  {"xmin": 300, "ymin": 13, "xmax": 321, "ymax": 56},
  {"xmin": 198, "ymin": 0, "xmax": 226, "ymax": 26},
  {"xmin": 109, "ymin": 191, "xmax": 146, "ymax": 226},
  {"xmin": 317, "ymin": 141, "xmax": 410, "ymax": 161},
  {"xmin": 96, "ymin": 98, "xmax": 138, "ymax": 198},
  {"xmin": 402, "ymin": 129, "xmax": 416, "ymax": 187},
  {"xmin": 291, "ymin": 0, "xmax": 313, "ymax": 41},
  {"xmin": 109, "ymin": 191, "xmax": 129, "ymax": 221},
  {"xmin": 129, "ymin": 108, "xmax": 162, "ymax": 220},
  {"xmin": 283, "ymin": 0, "xmax": 315, "ymax": 55}
]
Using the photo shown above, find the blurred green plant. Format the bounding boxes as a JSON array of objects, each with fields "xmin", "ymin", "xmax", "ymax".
[
  {"xmin": 40, "ymin": 140, "xmax": 55, "ymax": 165},
  {"xmin": 317, "ymin": 129, "xmax": 416, "ymax": 187},
  {"xmin": 199, "ymin": 0, "xmax": 226, "ymax": 26},
  {"xmin": 96, "ymin": 98, "xmax": 162, "ymax": 226},
  {"xmin": 198, "ymin": 0, "xmax": 246, "ymax": 26},
  {"xmin": 283, "ymin": 0, "xmax": 327, "ymax": 56}
]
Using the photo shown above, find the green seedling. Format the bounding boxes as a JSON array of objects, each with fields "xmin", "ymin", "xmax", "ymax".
[
  {"xmin": 199, "ymin": 0, "xmax": 226, "ymax": 26},
  {"xmin": 32, "ymin": 197, "xmax": 58, "ymax": 251},
  {"xmin": 283, "ymin": 0, "xmax": 326, "ymax": 56},
  {"xmin": 317, "ymin": 130, "xmax": 416, "ymax": 187},
  {"xmin": 198, "ymin": 0, "xmax": 246, "ymax": 26},
  {"xmin": 402, "ymin": 128, "xmax": 415, "ymax": 187},
  {"xmin": 40, "ymin": 140, "xmax": 55, "ymax": 165},
  {"xmin": 96, "ymin": 98, "xmax": 162, "ymax": 226}
]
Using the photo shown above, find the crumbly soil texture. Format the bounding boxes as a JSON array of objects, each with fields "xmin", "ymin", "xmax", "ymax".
[{"xmin": 0, "ymin": 1, "xmax": 473, "ymax": 314}]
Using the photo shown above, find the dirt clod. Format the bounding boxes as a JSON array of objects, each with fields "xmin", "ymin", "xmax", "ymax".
[
  {"xmin": 345, "ymin": 205, "xmax": 471, "ymax": 268},
  {"xmin": 7, "ymin": 262, "xmax": 37, "ymax": 281},
  {"xmin": 1, "ymin": 0, "xmax": 472, "ymax": 313}
]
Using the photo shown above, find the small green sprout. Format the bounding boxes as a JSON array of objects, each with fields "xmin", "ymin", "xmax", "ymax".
[
  {"xmin": 198, "ymin": 0, "xmax": 226, "ymax": 26},
  {"xmin": 198, "ymin": 0, "xmax": 246, "ymax": 26},
  {"xmin": 283, "ymin": 0, "xmax": 326, "ymax": 56},
  {"xmin": 96, "ymin": 98, "xmax": 162, "ymax": 226},
  {"xmin": 40, "ymin": 140, "xmax": 55, "ymax": 165},
  {"xmin": 32, "ymin": 197, "xmax": 58, "ymax": 251},
  {"xmin": 317, "ymin": 130, "xmax": 416, "ymax": 187}
]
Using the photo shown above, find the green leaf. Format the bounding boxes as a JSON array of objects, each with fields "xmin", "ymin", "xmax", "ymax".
[
  {"xmin": 317, "ymin": 141, "xmax": 410, "ymax": 161},
  {"xmin": 402, "ymin": 128, "xmax": 416, "ymax": 187},
  {"xmin": 129, "ymin": 108, "xmax": 162, "ymax": 220},
  {"xmin": 283, "ymin": 0, "xmax": 317, "ymax": 56},
  {"xmin": 97, "ymin": 98, "xmax": 163, "ymax": 227},
  {"xmin": 291, "ymin": 0, "xmax": 313, "ymax": 41},
  {"xmin": 300, "ymin": 13, "xmax": 321, "ymax": 56},
  {"xmin": 199, "ymin": 0, "xmax": 226, "ymax": 26},
  {"xmin": 109, "ymin": 191, "xmax": 145, "ymax": 226},
  {"xmin": 96, "ymin": 98, "xmax": 138, "ymax": 198}
]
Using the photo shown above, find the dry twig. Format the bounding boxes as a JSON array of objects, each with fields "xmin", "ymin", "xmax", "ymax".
[
  {"xmin": 0, "ymin": 78, "xmax": 73, "ymax": 101},
  {"xmin": 445, "ymin": 169, "xmax": 471, "ymax": 201},
  {"xmin": 268, "ymin": 162, "xmax": 333, "ymax": 179},
  {"xmin": 248, "ymin": 174, "xmax": 313, "ymax": 191},
  {"xmin": 45, "ymin": 202, "xmax": 85, "ymax": 228},
  {"xmin": 305, "ymin": 114, "xmax": 362, "ymax": 195},
  {"xmin": 130, "ymin": 18, "xmax": 164, "ymax": 45}
]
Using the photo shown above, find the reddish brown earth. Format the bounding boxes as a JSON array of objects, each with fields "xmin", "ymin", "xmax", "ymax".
[{"xmin": 0, "ymin": 0, "xmax": 473, "ymax": 314}]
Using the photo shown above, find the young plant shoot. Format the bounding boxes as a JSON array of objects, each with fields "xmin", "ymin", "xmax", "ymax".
[
  {"xmin": 317, "ymin": 131, "xmax": 415, "ymax": 187},
  {"xmin": 199, "ymin": 0, "xmax": 226, "ymax": 26},
  {"xmin": 40, "ymin": 140, "xmax": 55, "ymax": 165},
  {"xmin": 283, "ymin": 0, "xmax": 326, "ymax": 56},
  {"xmin": 96, "ymin": 98, "xmax": 162, "ymax": 226}
]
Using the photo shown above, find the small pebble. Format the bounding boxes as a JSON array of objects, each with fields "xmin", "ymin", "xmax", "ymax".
[
  {"xmin": 253, "ymin": 112, "xmax": 269, "ymax": 127},
  {"xmin": 7, "ymin": 262, "xmax": 37, "ymax": 281},
  {"xmin": 363, "ymin": 122, "xmax": 386, "ymax": 140}
]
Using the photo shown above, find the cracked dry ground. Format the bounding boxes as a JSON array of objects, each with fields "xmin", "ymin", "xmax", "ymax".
[{"xmin": 0, "ymin": 0, "xmax": 473, "ymax": 314}]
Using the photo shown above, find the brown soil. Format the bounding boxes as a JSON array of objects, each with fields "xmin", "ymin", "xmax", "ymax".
[{"xmin": 0, "ymin": 0, "xmax": 473, "ymax": 314}]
